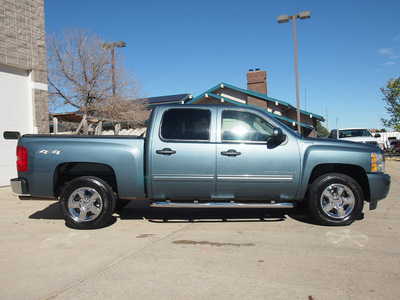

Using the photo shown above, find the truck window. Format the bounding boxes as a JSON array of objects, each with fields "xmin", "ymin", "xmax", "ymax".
[
  {"xmin": 160, "ymin": 108, "xmax": 211, "ymax": 141},
  {"xmin": 222, "ymin": 110, "xmax": 274, "ymax": 142}
]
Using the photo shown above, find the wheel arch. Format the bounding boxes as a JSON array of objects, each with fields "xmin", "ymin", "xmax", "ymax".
[
  {"xmin": 307, "ymin": 163, "xmax": 370, "ymax": 202},
  {"xmin": 53, "ymin": 162, "xmax": 118, "ymax": 198}
]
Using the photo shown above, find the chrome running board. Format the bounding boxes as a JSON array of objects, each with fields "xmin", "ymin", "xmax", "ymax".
[{"xmin": 151, "ymin": 201, "xmax": 294, "ymax": 209}]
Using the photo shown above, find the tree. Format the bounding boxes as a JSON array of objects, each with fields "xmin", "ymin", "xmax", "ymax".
[
  {"xmin": 316, "ymin": 121, "xmax": 329, "ymax": 137},
  {"xmin": 47, "ymin": 27, "xmax": 147, "ymax": 125},
  {"xmin": 381, "ymin": 77, "xmax": 400, "ymax": 130}
]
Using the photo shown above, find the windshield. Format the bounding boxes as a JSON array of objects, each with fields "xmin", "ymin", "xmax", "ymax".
[{"xmin": 339, "ymin": 129, "xmax": 372, "ymax": 138}]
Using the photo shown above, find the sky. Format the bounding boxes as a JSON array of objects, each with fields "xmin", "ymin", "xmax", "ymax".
[{"xmin": 44, "ymin": 0, "xmax": 400, "ymax": 131}]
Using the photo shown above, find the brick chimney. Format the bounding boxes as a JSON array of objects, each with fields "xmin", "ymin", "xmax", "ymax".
[{"xmin": 247, "ymin": 69, "xmax": 268, "ymax": 109}]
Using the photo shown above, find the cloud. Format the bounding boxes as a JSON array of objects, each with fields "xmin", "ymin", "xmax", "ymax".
[
  {"xmin": 382, "ymin": 61, "xmax": 396, "ymax": 66},
  {"xmin": 393, "ymin": 35, "xmax": 400, "ymax": 42},
  {"xmin": 378, "ymin": 48, "xmax": 395, "ymax": 55}
]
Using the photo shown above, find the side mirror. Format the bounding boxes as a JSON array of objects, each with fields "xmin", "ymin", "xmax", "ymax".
[
  {"xmin": 3, "ymin": 131, "xmax": 21, "ymax": 140},
  {"xmin": 273, "ymin": 128, "xmax": 286, "ymax": 144},
  {"xmin": 374, "ymin": 134, "xmax": 381, "ymax": 138}
]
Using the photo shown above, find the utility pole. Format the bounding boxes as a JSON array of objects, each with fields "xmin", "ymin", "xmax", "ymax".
[{"xmin": 326, "ymin": 108, "xmax": 329, "ymax": 132}]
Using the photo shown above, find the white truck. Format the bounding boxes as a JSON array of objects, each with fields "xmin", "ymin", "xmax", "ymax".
[{"xmin": 328, "ymin": 128, "xmax": 383, "ymax": 149}]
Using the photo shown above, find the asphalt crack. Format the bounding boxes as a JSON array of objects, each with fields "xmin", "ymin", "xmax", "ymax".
[{"xmin": 172, "ymin": 240, "xmax": 255, "ymax": 247}]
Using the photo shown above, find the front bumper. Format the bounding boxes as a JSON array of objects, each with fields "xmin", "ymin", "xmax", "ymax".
[
  {"xmin": 367, "ymin": 173, "xmax": 391, "ymax": 209},
  {"xmin": 10, "ymin": 178, "xmax": 29, "ymax": 195}
]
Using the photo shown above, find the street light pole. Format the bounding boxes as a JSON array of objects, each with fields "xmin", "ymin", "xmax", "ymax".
[
  {"xmin": 111, "ymin": 46, "xmax": 116, "ymax": 96},
  {"xmin": 292, "ymin": 15, "xmax": 301, "ymax": 135},
  {"xmin": 278, "ymin": 11, "xmax": 310, "ymax": 135},
  {"xmin": 100, "ymin": 41, "xmax": 127, "ymax": 98}
]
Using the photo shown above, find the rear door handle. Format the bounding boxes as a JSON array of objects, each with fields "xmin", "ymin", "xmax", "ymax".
[
  {"xmin": 156, "ymin": 148, "xmax": 176, "ymax": 155},
  {"xmin": 221, "ymin": 149, "xmax": 241, "ymax": 157}
]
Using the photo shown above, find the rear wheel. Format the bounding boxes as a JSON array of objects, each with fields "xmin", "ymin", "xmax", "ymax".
[
  {"xmin": 60, "ymin": 176, "xmax": 115, "ymax": 229},
  {"xmin": 307, "ymin": 173, "xmax": 364, "ymax": 226}
]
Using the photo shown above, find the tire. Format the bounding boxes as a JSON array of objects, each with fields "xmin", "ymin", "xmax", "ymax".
[
  {"xmin": 60, "ymin": 176, "xmax": 116, "ymax": 229},
  {"xmin": 307, "ymin": 173, "xmax": 364, "ymax": 226}
]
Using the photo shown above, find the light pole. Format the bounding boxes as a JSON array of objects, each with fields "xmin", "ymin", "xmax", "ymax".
[
  {"xmin": 100, "ymin": 41, "xmax": 127, "ymax": 97},
  {"xmin": 277, "ymin": 11, "xmax": 310, "ymax": 134}
]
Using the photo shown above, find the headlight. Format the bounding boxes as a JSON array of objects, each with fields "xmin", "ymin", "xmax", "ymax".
[{"xmin": 371, "ymin": 153, "xmax": 385, "ymax": 173}]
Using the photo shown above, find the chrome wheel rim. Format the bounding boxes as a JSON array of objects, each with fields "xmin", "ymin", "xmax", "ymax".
[
  {"xmin": 68, "ymin": 187, "xmax": 103, "ymax": 222},
  {"xmin": 320, "ymin": 184, "xmax": 355, "ymax": 219}
]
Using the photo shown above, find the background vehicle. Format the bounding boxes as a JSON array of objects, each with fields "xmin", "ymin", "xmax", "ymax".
[
  {"xmin": 388, "ymin": 140, "xmax": 400, "ymax": 153},
  {"xmin": 328, "ymin": 128, "xmax": 383, "ymax": 149},
  {"xmin": 11, "ymin": 105, "xmax": 390, "ymax": 229}
]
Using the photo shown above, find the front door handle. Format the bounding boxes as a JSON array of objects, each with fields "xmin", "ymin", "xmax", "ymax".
[
  {"xmin": 156, "ymin": 148, "xmax": 176, "ymax": 155},
  {"xmin": 221, "ymin": 149, "xmax": 241, "ymax": 157}
]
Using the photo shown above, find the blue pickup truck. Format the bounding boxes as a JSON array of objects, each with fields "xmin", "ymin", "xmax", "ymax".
[{"xmin": 11, "ymin": 105, "xmax": 390, "ymax": 229}]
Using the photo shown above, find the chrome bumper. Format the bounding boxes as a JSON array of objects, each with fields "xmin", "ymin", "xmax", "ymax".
[{"xmin": 10, "ymin": 178, "xmax": 28, "ymax": 195}]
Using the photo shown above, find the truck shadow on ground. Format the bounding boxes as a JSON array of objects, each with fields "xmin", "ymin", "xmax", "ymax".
[
  {"xmin": 28, "ymin": 200, "xmax": 320, "ymax": 227},
  {"xmin": 117, "ymin": 200, "xmax": 319, "ymax": 225}
]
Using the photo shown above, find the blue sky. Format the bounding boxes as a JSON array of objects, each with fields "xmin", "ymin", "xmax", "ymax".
[{"xmin": 44, "ymin": 0, "xmax": 400, "ymax": 130}]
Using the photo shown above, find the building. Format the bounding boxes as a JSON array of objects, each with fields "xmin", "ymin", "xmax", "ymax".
[
  {"xmin": 187, "ymin": 73, "xmax": 324, "ymax": 137},
  {"xmin": 53, "ymin": 69, "xmax": 324, "ymax": 138},
  {"xmin": 0, "ymin": 0, "xmax": 49, "ymax": 186},
  {"xmin": 146, "ymin": 70, "xmax": 324, "ymax": 137}
]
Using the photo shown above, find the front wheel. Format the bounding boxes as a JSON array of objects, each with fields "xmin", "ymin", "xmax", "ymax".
[
  {"xmin": 307, "ymin": 173, "xmax": 364, "ymax": 226},
  {"xmin": 60, "ymin": 176, "xmax": 116, "ymax": 229}
]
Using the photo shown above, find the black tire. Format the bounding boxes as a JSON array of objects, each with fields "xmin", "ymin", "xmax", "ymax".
[
  {"xmin": 307, "ymin": 173, "xmax": 364, "ymax": 226},
  {"xmin": 60, "ymin": 176, "xmax": 116, "ymax": 229}
]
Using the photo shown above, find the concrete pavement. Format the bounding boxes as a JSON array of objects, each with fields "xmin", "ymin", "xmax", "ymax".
[{"xmin": 0, "ymin": 161, "xmax": 399, "ymax": 299}]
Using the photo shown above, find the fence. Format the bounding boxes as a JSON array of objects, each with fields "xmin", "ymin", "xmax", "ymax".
[{"xmin": 52, "ymin": 115, "xmax": 147, "ymax": 136}]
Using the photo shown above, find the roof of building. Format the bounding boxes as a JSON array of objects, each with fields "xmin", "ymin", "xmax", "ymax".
[
  {"xmin": 187, "ymin": 82, "xmax": 324, "ymax": 120},
  {"xmin": 147, "ymin": 93, "xmax": 191, "ymax": 105},
  {"xmin": 185, "ymin": 82, "xmax": 325, "ymax": 129}
]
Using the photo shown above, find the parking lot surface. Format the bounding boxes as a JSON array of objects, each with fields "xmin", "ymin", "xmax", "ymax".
[{"xmin": 1, "ymin": 161, "xmax": 399, "ymax": 300}]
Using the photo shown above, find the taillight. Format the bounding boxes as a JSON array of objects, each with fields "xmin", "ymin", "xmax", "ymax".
[{"xmin": 17, "ymin": 146, "xmax": 28, "ymax": 172}]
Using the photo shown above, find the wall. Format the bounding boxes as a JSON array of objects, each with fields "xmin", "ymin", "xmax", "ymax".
[{"xmin": 0, "ymin": 0, "xmax": 49, "ymax": 133}]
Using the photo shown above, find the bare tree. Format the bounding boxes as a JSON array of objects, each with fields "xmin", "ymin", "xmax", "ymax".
[{"xmin": 47, "ymin": 27, "xmax": 147, "ymax": 125}]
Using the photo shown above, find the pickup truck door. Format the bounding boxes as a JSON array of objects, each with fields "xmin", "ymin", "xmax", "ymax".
[
  {"xmin": 216, "ymin": 108, "xmax": 301, "ymax": 200},
  {"xmin": 149, "ymin": 107, "xmax": 216, "ymax": 200}
]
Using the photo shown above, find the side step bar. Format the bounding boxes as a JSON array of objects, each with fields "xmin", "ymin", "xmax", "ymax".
[{"xmin": 151, "ymin": 201, "xmax": 294, "ymax": 209}]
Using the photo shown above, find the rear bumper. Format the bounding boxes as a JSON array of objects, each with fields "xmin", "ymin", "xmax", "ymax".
[
  {"xmin": 367, "ymin": 173, "xmax": 390, "ymax": 209},
  {"xmin": 10, "ymin": 178, "xmax": 28, "ymax": 195}
]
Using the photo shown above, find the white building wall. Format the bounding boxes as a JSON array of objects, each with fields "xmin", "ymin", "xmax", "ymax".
[{"xmin": 0, "ymin": 65, "xmax": 34, "ymax": 186}]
